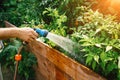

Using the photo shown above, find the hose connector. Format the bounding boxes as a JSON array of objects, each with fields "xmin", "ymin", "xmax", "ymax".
[{"xmin": 34, "ymin": 28, "xmax": 48, "ymax": 37}]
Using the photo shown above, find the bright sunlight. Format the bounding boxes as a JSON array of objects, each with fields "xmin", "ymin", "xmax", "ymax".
[{"xmin": 110, "ymin": 0, "xmax": 120, "ymax": 9}]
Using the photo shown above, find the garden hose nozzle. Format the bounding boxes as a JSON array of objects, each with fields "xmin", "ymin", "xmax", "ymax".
[{"xmin": 34, "ymin": 28, "xmax": 48, "ymax": 37}]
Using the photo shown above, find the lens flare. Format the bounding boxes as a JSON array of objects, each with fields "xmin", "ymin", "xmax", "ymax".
[{"xmin": 110, "ymin": 0, "xmax": 120, "ymax": 9}]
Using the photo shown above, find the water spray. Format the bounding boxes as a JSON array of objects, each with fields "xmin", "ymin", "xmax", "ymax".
[{"xmin": 34, "ymin": 28, "xmax": 79, "ymax": 56}]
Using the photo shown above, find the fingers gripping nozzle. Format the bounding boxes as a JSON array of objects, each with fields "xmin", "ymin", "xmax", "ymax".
[{"xmin": 34, "ymin": 28, "xmax": 48, "ymax": 37}]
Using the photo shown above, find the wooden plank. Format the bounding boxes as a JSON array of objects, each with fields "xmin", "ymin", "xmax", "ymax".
[
  {"xmin": 37, "ymin": 55, "xmax": 56, "ymax": 80},
  {"xmin": 28, "ymin": 41, "xmax": 106, "ymax": 80},
  {"xmin": 35, "ymin": 67, "xmax": 47, "ymax": 80},
  {"xmin": 34, "ymin": 50, "xmax": 73, "ymax": 80},
  {"xmin": 56, "ymin": 67, "xmax": 73, "ymax": 80}
]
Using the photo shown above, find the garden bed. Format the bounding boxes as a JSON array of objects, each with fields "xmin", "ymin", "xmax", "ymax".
[{"xmin": 28, "ymin": 40, "xmax": 106, "ymax": 80}]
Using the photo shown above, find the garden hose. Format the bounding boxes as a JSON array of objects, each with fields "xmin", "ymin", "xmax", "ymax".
[
  {"xmin": 13, "ymin": 28, "xmax": 48, "ymax": 80},
  {"xmin": 13, "ymin": 42, "xmax": 25, "ymax": 80}
]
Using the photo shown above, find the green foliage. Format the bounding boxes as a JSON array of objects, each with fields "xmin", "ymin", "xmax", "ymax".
[
  {"xmin": 61, "ymin": 0, "xmax": 97, "ymax": 27},
  {"xmin": 0, "ymin": 39, "xmax": 37, "ymax": 80},
  {"xmin": 0, "ymin": 0, "xmax": 40, "ymax": 26},
  {"xmin": 42, "ymin": 8, "xmax": 67, "ymax": 36},
  {"xmin": 17, "ymin": 48, "xmax": 37, "ymax": 80},
  {"xmin": 71, "ymin": 6, "xmax": 120, "ymax": 80},
  {"xmin": 0, "ymin": 0, "xmax": 69, "ymax": 26}
]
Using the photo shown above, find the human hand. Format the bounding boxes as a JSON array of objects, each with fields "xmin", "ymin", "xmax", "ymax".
[{"xmin": 16, "ymin": 28, "xmax": 38, "ymax": 43}]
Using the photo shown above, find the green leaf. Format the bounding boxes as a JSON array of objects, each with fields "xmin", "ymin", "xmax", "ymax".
[
  {"xmin": 94, "ymin": 55, "xmax": 99, "ymax": 63},
  {"xmin": 43, "ymin": 11, "xmax": 48, "ymax": 15},
  {"xmin": 100, "ymin": 62, "xmax": 106, "ymax": 70},
  {"xmin": 117, "ymin": 70, "xmax": 120, "ymax": 80},
  {"xmin": 10, "ymin": 0, "xmax": 16, "ymax": 5},
  {"xmin": 106, "ymin": 63, "xmax": 117, "ymax": 74},
  {"xmin": 95, "ymin": 28, "xmax": 101, "ymax": 34},
  {"xmin": 100, "ymin": 52, "xmax": 107, "ymax": 62},
  {"xmin": 82, "ymin": 42, "xmax": 92, "ymax": 46},
  {"xmin": 95, "ymin": 43, "xmax": 101, "ymax": 48},
  {"xmin": 92, "ymin": 61, "xmax": 96, "ymax": 70},
  {"xmin": 106, "ymin": 46, "xmax": 112, "ymax": 52},
  {"xmin": 104, "ymin": 58, "xmax": 113, "ymax": 62},
  {"xmin": 115, "ymin": 33, "xmax": 118, "ymax": 39},
  {"xmin": 118, "ymin": 56, "xmax": 120, "ymax": 69},
  {"xmin": 82, "ymin": 35, "xmax": 89, "ymax": 39},
  {"xmin": 86, "ymin": 54, "xmax": 93, "ymax": 65}
]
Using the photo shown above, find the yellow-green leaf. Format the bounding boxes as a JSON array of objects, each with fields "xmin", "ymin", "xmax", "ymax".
[
  {"xmin": 106, "ymin": 46, "xmax": 112, "ymax": 52},
  {"xmin": 94, "ymin": 55, "xmax": 99, "ymax": 63},
  {"xmin": 118, "ymin": 56, "xmax": 120, "ymax": 69},
  {"xmin": 95, "ymin": 44, "xmax": 101, "ymax": 48}
]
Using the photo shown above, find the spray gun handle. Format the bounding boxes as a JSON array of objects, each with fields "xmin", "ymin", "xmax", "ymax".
[{"xmin": 34, "ymin": 28, "xmax": 48, "ymax": 37}]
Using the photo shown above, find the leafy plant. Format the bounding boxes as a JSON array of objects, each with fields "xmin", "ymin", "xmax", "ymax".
[
  {"xmin": 71, "ymin": 6, "xmax": 120, "ymax": 80},
  {"xmin": 60, "ymin": 0, "xmax": 97, "ymax": 27},
  {"xmin": 0, "ymin": 39, "xmax": 37, "ymax": 80},
  {"xmin": 42, "ymin": 8, "xmax": 67, "ymax": 36},
  {"xmin": 0, "ymin": 0, "xmax": 69, "ymax": 26}
]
